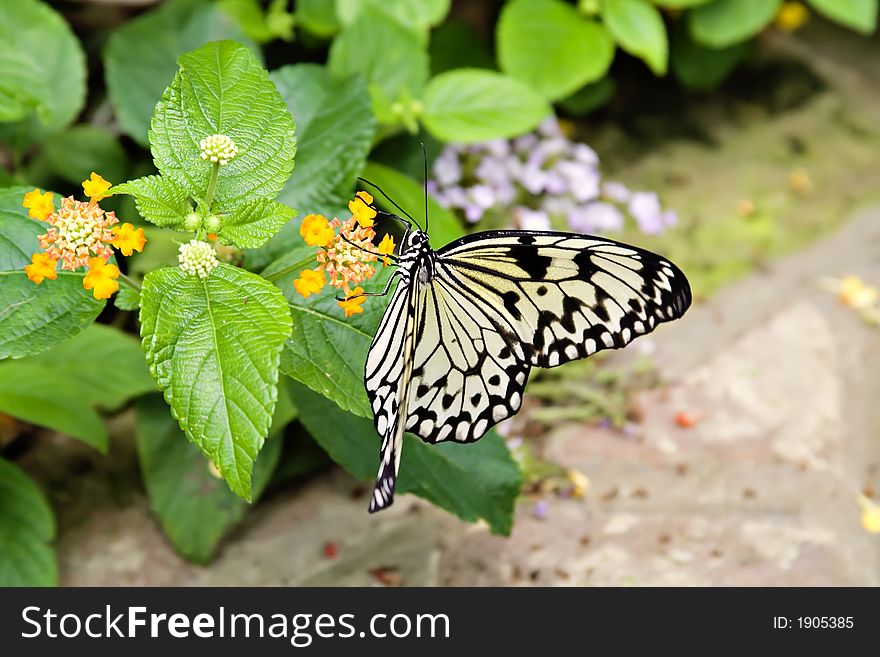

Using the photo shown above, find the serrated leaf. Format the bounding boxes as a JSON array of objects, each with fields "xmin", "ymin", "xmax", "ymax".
[
  {"xmin": 0, "ymin": 186, "xmax": 104, "ymax": 360},
  {"xmin": 111, "ymin": 175, "xmax": 192, "ymax": 229},
  {"xmin": 603, "ymin": 0, "xmax": 668, "ymax": 75},
  {"xmin": 104, "ymin": 0, "xmax": 257, "ymax": 146},
  {"xmin": 497, "ymin": 0, "xmax": 615, "ymax": 101},
  {"xmin": 218, "ymin": 198, "xmax": 295, "ymax": 248},
  {"xmin": 806, "ymin": 0, "xmax": 877, "ymax": 34},
  {"xmin": 0, "ymin": 0, "xmax": 86, "ymax": 132},
  {"xmin": 0, "ymin": 457, "xmax": 57, "ymax": 586},
  {"xmin": 39, "ymin": 126, "xmax": 128, "ymax": 186},
  {"xmin": 149, "ymin": 40, "xmax": 296, "ymax": 213},
  {"xmin": 294, "ymin": 383, "xmax": 522, "ymax": 535},
  {"xmin": 139, "ymin": 263, "xmax": 292, "ymax": 500},
  {"xmin": 0, "ymin": 323, "xmax": 155, "ymax": 449},
  {"xmin": 688, "ymin": 0, "xmax": 782, "ymax": 48},
  {"xmin": 272, "ymin": 65, "xmax": 375, "ymax": 217},
  {"xmin": 328, "ymin": 10, "xmax": 429, "ymax": 107},
  {"xmin": 422, "ymin": 69, "xmax": 551, "ymax": 143},
  {"xmin": 135, "ymin": 392, "xmax": 285, "ymax": 563}
]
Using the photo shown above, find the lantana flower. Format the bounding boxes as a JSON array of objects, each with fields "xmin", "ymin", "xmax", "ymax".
[
  {"xmin": 82, "ymin": 257, "xmax": 120, "ymax": 300},
  {"xmin": 349, "ymin": 191, "xmax": 377, "ymax": 228},
  {"xmin": 22, "ymin": 175, "xmax": 147, "ymax": 300},
  {"xmin": 338, "ymin": 287, "xmax": 367, "ymax": 317}
]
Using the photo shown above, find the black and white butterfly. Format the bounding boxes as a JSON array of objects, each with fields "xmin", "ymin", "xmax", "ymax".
[{"xmin": 353, "ymin": 180, "xmax": 691, "ymax": 513}]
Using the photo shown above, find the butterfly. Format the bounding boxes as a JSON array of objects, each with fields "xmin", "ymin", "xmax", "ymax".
[{"xmin": 352, "ymin": 179, "xmax": 691, "ymax": 513}]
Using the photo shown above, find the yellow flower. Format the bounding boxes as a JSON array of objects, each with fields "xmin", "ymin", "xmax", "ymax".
[
  {"xmin": 82, "ymin": 172, "xmax": 112, "ymax": 201},
  {"xmin": 111, "ymin": 223, "xmax": 147, "ymax": 256},
  {"xmin": 348, "ymin": 191, "xmax": 377, "ymax": 228},
  {"xmin": 775, "ymin": 2, "xmax": 809, "ymax": 32},
  {"xmin": 338, "ymin": 287, "xmax": 367, "ymax": 317},
  {"xmin": 293, "ymin": 268, "xmax": 326, "ymax": 298},
  {"xmin": 300, "ymin": 213, "xmax": 335, "ymax": 247},
  {"xmin": 377, "ymin": 233, "xmax": 395, "ymax": 266},
  {"xmin": 22, "ymin": 189, "xmax": 54, "ymax": 221},
  {"xmin": 82, "ymin": 257, "xmax": 120, "ymax": 300},
  {"xmin": 838, "ymin": 275, "xmax": 878, "ymax": 310},
  {"xmin": 24, "ymin": 252, "xmax": 58, "ymax": 284}
]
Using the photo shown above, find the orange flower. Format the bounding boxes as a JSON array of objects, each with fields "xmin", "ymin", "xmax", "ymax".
[
  {"xmin": 348, "ymin": 191, "xmax": 377, "ymax": 228},
  {"xmin": 82, "ymin": 172, "xmax": 112, "ymax": 202},
  {"xmin": 377, "ymin": 233, "xmax": 395, "ymax": 266},
  {"xmin": 111, "ymin": 223, "xmax": 147, "ymax": 256},
  {"xmin": 338, "ymin": 287, "xmax": 367, "ymax": 317},
  {"xmin": 293, "ymin": 268, "xmax": 326, "ymax": 298},
  {"xmin": 82, "ymin": 257, "xmax": 120, "ymax": 300},
  {"xmin": 300, "ymin": 213, "xmax": 335, "ymax": 247},
  {"xmin": 316, "ymin": 217, "xmax": 378, "ymax": 295},
  {"xmin": 37, "ymin": 196, "xmax": 118, "ymax": 271},
  {"xmin": 22, "ymin": 189, "xmax": 54, "ymax": 220},
  {"xmin": 24, "ymin": 252, "xmax": 58, "ymax": 284}
]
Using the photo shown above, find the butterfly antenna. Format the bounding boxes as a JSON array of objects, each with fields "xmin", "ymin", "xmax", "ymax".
[
  {"xmin": 357, "ymin": 177, "xmax": 422, "ymax": 231},
  {"xmin": 421, "ymin": 141, "xmax": 429, "ymax": 235}
]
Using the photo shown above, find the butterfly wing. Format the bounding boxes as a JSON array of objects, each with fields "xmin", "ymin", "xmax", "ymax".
[
  {"xmin": 363, "ymin": 274, "xmax": 421, "ymax": 512},
  {"xmin": 435, "ymin": 230, "xmax": 691, "ymax": 369},
  {"xmin": 403, "ymin": 230, "xmax": 690, "ymax": 445}
]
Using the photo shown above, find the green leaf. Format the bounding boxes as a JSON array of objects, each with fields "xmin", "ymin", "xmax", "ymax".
[
  {"xmin": 114, "ymin": 286, "xmax": 141, "ymax": 311},
  {"xmin": 361, "ymin": 161, "xmax": 464, "ymax": 250},
  {"xmin": 39, "ymin": 126, "xmax": 128, "ymax": 186},
  {"xmin": 422, "ymin": 69, "xmax": 551, "ymax": 143},
  {"xmin": 296, "ymin": 0, "xmax": 340, "ymax": 37},
  {"xmin": 671, "ymin": 25, "xmax": 751, "ymax": 91},
  {"xmin": 139, "ymin": 264, "xmax": 292, "ymax": 500},
  {"xmin": 806, "ymin": 0, "xmax": 877, "ymax": 34},
  {"xmin": 689, "ymin": 0, "xmax": 782, "ymax": 48},
  {"xmin": 497, "ymin": 0, "xmax": 615, "ymax": 101},
  {"xmin": 219, "ymin": 198, "xmax": 296, "ymax": 248},
  {"xmin": 336, "ymin": 0, "xmax": 450, "ymax": 35},
  {"xmin": 430, "ymin": 20, "xmax": 496, "ymax": 75},
  {"xmin": 0, "ymin": 0, "xmax": 86, "ymax": 131},
  {"xmin": 603, "ymin": 0, "xmax": 668, "ymax": 75},
  {"xmin": 294, "ymin": 383, "xmax": 522, "ymax": 535},
  {"xmin": 150, "ymin": 40, "xmax": 297, "ymax": 213},
  {"xmin": 272, "ymin": 65, "xmax": 375, "ymax": 217},
  {"xmin": 0, "ymin": 186, "xmax": 104, "ymax": 360},
  {"xmin": 328, "ymin": 10, "xmax": 429, "ymax": 107},
  {"xmin": 0, "ymin": 50, "xmax": 45, "ymax": 123},
  {"xmin": 135, "ymin": 393, "xmax": 285, "ymax": 563},
  {"xmin": 0, "ymin": 458, "xmax": 57, "ymax": 586},
  {"xmin": 559, "ymin": 77, "xmax": 616, "ymax": 115},
  {"xmin": 0, "ymin": 324, "xmax": 155, "ymax": 449},
  {"xmin": 111, "ymin": 175, "xmax": 193, "ymax": 229},
  {"xmin": 104, "ymin": 0, "xmax": 257, "ymax": 146}
]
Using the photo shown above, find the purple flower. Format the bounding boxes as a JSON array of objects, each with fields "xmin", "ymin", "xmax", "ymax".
[
  {"xmin": 516, "ymin": 207, "xmax": 551, "ymax": 231},
  {"xmin": 433, "ymin": 150, "xmax": 461, "ymax": 186},
  {"xmin": 602, "ymin": 181, "xmax": 631, "ymax": 203}
]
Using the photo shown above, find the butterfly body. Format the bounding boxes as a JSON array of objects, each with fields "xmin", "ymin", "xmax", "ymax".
[{"xmin": 364, "ymin": 224, "xmax": 691, "ymax": 513}]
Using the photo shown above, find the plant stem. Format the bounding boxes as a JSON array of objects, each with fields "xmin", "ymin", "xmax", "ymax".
[
  {"xmin": 263, "ymin": 255, "xmax": 318, "ymax": 283},
  {"xmin": 202, "ymin": 162, "xmax": 220, "ymax": 215}
]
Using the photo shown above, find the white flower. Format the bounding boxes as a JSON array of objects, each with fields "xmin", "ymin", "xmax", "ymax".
[{"xmin": 178, "ymin": 239, "xmax": 219, "ymax": 278}]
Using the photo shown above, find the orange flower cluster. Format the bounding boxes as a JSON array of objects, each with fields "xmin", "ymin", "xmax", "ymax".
[
  {"xmin": 293, "ymin": 193, "xmax": 396, "ymax": 317},
  {"xmin": 22, "ymin": 173, "xmax": 146, "ymax": 300}
]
